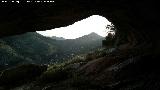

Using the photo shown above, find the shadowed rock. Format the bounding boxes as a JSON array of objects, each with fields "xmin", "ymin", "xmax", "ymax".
[
  {"xmin": 0, "ymin": 0, "xmax": 159, "ymax": 54},
  {"xmin": 0, "ymin": 0, "xmax": 159, "ymax": 89},
  {"xmin": 0, "ymin": 64, "xmax": 47, "ymax": 87}
]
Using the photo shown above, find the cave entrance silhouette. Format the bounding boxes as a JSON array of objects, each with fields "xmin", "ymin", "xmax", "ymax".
[{"xmin": 37, "ymin": 15, "xmax": 115, "ymax": 39}]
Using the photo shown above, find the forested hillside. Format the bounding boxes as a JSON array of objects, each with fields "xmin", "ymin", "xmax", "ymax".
[
  {"xmin": 0, "ymin": 32, "xmax": 104, "ymax": 69},
  {"xmin": 0, "ymin": 32, "xmax": 57, "ymax": 70},
  {"xmin": 51, "ymin": 32, "xmax": 104, "ymax": 63}
]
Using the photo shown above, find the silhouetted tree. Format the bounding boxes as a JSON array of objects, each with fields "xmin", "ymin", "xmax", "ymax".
[{"xmin": 102, "ymin": 23, "xmax": 116, "ymax": 47}]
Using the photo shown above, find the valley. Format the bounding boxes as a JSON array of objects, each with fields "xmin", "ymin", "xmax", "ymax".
[{"xmin": 0, "ymin": 32, "xmax": 104, "ymax": 69}]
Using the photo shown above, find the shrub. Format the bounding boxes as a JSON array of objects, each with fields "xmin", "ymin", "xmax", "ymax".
[{"xmin": 39, "ymin": 64, "xmax": 73, "ymax": 83}]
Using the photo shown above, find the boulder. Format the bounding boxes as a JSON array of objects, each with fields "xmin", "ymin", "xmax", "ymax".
[{"xmin": 0, "ymin": 64, "xmax": 47, "ymax": 87}]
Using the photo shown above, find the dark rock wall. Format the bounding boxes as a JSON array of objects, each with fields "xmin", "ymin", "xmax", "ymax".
[{"xmin": 0, "ymin": 0, "xmax": 159, "ymax": 54}]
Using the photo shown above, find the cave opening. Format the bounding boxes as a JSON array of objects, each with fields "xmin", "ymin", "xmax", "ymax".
[
  {"xmin": 35, "ymin": 15, "xmax": 116, "ymax": 64},
  {"xmin": 37, "ymin": 15, "xmax": 115, "ymax": 39},
  {"xmin": 0, "ymin": 15, "xmax": 118, "ymax": 88},
  {"xmin": 0, "ymin": 0, "xmax": 159, "ymax": 89},
  {"xmin": 0, "ymin": 15, "xmax": 116, "ymax": 67}
]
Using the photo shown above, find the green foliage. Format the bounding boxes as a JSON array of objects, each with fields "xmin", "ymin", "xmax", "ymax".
[
  {"xmin": 0, "ymin": 32, "xmax": 58, "ymax": 68},
  {"xmin": 52, "ymin": 32, "xmax": 104, "ymax": 63},
  {"xmin": 0, "ymin": 46, "xmax": 109, "ymax": 89},
  {"xmin": 102, "ymin": 34, "xmax": 115, "ymax": 47},
  {"xmin": 39, "ymin": 47, "xmax": 107, "ymax": 84},
  {"xmin": 103, "ymin": 23, "xmax": 116, "ymax": 47},
  {"xmin": 0, "ymin": 32, "xmax": 104, "ymax": 68},
  {"xmin": 86, "ymin": 48, "xmax": 107, "ymax": 61},
  {"xmin": 38, "ymin": 54, "xmax": 88, "ymax": 83},
  {"xmin": 0, "ymin": 43, "xmax": 32, "ymax": 70},
  {"xmin": 39, "ymin": 64, "xmax": 72, "ymax": 83}
]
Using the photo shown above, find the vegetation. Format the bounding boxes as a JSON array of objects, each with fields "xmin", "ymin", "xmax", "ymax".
[
  {"xmin": 102, "ymin": 23, "xmax": 116, "ymax": 47},
  {"xmin": 0, "ymin": 32, "xmax": 104, "ymax": 69},
  {"xmin": 38, "ymin": 47, "xmax": 108, "ymax": 84},
  {"xmin": 0, "ymin": 31, "xmax": 116, "ymax": 90}
]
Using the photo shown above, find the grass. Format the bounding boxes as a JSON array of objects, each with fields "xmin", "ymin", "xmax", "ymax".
[{"xmin": 38, "ymin": 48, "xmax": 108, "ymax": 84}]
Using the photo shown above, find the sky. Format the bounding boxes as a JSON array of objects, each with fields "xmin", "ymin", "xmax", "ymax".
[{"xmin": 37, "ymin": 15, "xmax": 111, "ymax": 39}]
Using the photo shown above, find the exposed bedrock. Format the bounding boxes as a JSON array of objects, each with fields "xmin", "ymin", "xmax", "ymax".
[
  {"xmin": 0, "ymin": 0, "xmax": 159, "ymax": 89},
  {"xmin": 0, "ymin": 0, "xmax": 159, "ymax": 54}
]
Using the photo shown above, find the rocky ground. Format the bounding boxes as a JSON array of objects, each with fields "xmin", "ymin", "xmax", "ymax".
[{"xmin": 0, "ymin": 47, "xmax": 159, "ymax": 90}]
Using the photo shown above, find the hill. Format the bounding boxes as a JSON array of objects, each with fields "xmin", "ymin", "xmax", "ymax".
[
  {"xmin": 76, "ymin": 32, "xmax": 103, "ymax": 41},
  {"xmin": 0, "ymin": 32, "xmax": 104, "ymax": 69},
  {"xmin": 50, "ymin": 32, "xmax": 104, "ymax": 63},
  {"xmin": 51, "ymin": 36, "xmax": 65, "ymax": 40},
  {"xmin": 0, "ymin": 32, "xmax": 58, "ymax": 69}
]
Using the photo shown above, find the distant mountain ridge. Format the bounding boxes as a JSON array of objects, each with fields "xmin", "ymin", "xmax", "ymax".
[
  {"xmin": 51, "ymin": 36, "xmax": 65, "ymax": 40},
  {"xmin": 50, "ymin": 32, "xmax": 103, "ymax": 40},
  {"xmin": 0, "ymin": 32, "xmax": 104, "ymax": 68},
  {"xmin": 51, "ymin": 32, "xmax": 104, "ymax": 62},
  {"xmin": 76, "ymin": 32, "xmax": 103, "ymax": 40},
  {"xmin": 75, "ymin": 32, "xmax": 104, "ymax": 42}
]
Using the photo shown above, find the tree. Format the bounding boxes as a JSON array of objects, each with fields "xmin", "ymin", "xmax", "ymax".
[{"xmin": 102, "ymin": 23, "xmax": 116, "ymax": 47}]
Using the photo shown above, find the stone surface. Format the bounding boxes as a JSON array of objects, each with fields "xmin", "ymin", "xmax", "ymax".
[
  {"xmin": 0, "ymin": 0, "xmax": 159, "ymax": 54},
  {"xmin": 0, "ymin": 0, "xmax": 160, "ymax": 89},
  {"xmin": 0, "ymin": 64, "xmax": 47, "ymax": 87}
]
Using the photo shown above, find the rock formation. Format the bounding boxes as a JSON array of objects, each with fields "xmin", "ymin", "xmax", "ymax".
[
  {"xmin": 0, "ymin": 0, "xmax": 158, "ymax": 53},
  {"xmin": 0, "ymin": 0, "xmax": 159, "ymax": 89}
]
